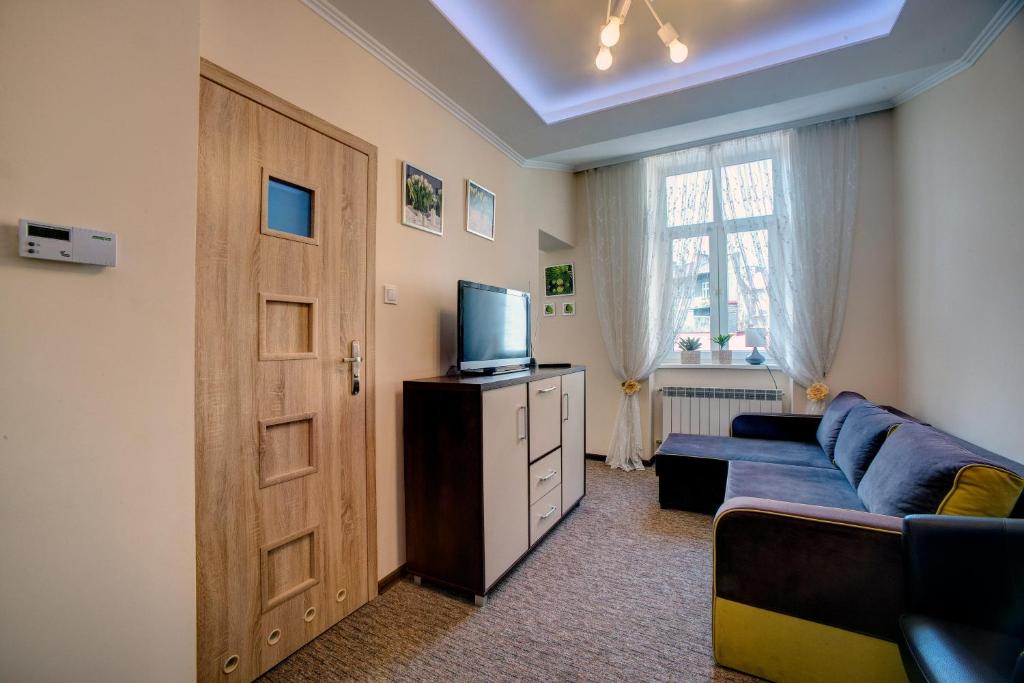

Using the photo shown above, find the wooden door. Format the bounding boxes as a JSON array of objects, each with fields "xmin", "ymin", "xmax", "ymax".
[
  {"xmin": 195, "ymin": 62, "xmax": 376, "ymax": 683},
  {"xmin": 561, "ymin": 371, "xmax": 586, "ymax": 509}
]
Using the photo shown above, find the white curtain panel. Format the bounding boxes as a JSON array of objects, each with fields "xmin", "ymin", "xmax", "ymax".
[
  {"xmin": 769, "ymin": 118, "xmax": 859, "ymax": 412},
  {"xmin": 583, "ymin": 160, "xmax": 700, "ymax": 471}
]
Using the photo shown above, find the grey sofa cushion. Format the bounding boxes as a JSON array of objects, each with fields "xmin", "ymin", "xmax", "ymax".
[
  {"xmin": 858, "ymin": 424, "xmax": 1021, "ymax": 517},
  {"xmin": 834, "ymin": 404, "xmax": 910, "ymax": 487},
  {"xmin": 657, "ymin": 433, "xmax": 834, "ymax": 471},
  {"xmin": 815, "ymin": 391, "xmax": 866, "ymax": 460},
  {"xmin": 725, "ymin": 460, "xmax": 866, "ymax": 512}
]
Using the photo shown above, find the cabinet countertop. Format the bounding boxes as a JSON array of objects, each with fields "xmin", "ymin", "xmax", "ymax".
[{"xmin": 405, "ymin": 365, "xmax": 585, "ymax": 392}]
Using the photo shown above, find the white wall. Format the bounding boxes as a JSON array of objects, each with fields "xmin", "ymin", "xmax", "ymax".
[
  {"xmin": 894, "ymin": 13, "xmax": 1024, "ymax": 463},
  {"xmin": 199, "ymin": 0, "xmax": 575, "ymax": 579},
  {"xmin": 0, "ymin": 1, "xmax": 200, "ymax": 680},
  {"xmin": 542, "ymin": 111, "xmax": 901, "ymax": 457}
]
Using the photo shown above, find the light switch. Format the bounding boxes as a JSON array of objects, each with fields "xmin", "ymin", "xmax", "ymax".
[{"xmin": 384, "ymin": 284, "xmax": 399, "ymax": 305}]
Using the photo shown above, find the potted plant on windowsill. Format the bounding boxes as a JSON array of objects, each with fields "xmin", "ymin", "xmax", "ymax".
[
  {"xmin": 677, "ymin": 337, "xmax": 701, "ymax": 364},
  {"xmin": 712, "ymin": 334, "xmax": 733, "ymax": 364}
]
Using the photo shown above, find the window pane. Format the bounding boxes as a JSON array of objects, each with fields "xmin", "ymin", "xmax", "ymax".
[
  {"xmin": 726, "ymin": 229, "xmax": 770, "ymax": 350},
  {"xmin": 665, "ymin": 170, "xmax": 713, "ymax": 226},
  {"xmin": 721, "ymin": 159, "xmax": 773, "ymax": 221},
  {"xmin": 672, "ymin": 235, "xmax": 711, "ymax": 352},
  {"xmin": 267, "ymin": 177, "xmax": 313, "ymax": 237}
]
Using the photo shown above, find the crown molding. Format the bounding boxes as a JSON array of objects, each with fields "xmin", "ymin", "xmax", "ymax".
[
  {"xmin": 301, "ymin": 0, "xmax": 571, "ymax": 172},
  {"xmin": 892, "ymin": 0, "xmax": 1022, "ymax": 105}
]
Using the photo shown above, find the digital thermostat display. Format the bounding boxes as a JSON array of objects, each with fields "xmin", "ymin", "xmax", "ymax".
[{"xmin": 19, "ymin": 219, "xmax": 117, "ymax": 267}]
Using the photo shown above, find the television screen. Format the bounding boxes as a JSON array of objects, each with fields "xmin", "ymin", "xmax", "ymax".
[{"xmin": 458, "ymin": 281, "xmax": 532, "ymax": 372}]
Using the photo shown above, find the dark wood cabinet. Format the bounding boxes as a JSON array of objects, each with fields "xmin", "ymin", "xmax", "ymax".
[{"xmin": 403, "ymin": 367, "xmax": 586, "ymax": 603}]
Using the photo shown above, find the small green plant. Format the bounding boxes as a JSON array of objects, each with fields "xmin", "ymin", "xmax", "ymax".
[
  {"xmin": 677, "ymin": 337, "xmax": 701, "ymax": 351},
  {"xmin": 712, "ymin": 333, "xmax": 733, "ymax": 349}
]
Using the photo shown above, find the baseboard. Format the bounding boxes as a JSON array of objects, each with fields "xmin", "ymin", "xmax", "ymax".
[
  {"xmin": 585, "ymin": 452, "xmax": 605, "ymax": 461},
  {"xmin": 377, "ymin": 563, "xmax": 406, "ymax": 593}
]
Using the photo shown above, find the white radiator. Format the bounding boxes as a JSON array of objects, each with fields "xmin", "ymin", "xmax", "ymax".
[{"xmin": 661, "ymin": 387, "xmax": 784, "ymax": 439}]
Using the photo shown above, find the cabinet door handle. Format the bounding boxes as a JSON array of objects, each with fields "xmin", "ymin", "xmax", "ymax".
[
  {"xmin": 539, "ymin": 505, "xmax": 558, "ymax": 520},
  {"xmin": 516, "ymin": 405, "xmax": 527, "ymax": 441},
  {"xmin": 562, "ymin": 393, "xmax": 569, "ymax": 421},
  {"xmin": 538, "ymin": 469, "xmax": 557, "ymax": 482},
  {"xmin": 537, "ymin": 386, "xmax": 558, "ymax": 394}
]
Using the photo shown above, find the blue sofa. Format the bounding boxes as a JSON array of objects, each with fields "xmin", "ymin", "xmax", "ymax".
[{"xmin": 655, "ymin": 391, "xmax": 1024, "ymax": 683}]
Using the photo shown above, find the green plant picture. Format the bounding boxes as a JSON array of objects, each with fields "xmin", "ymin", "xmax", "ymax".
[
  {"xmin": 543, "ymin": 303, "xmax": 556, "ymax": 317},
  {"xmin": 561, "ymin": 302, "xmax": 575, "ymax": 316},
  {"xmin": 402, "ymin": 162, "xmax": 443, "ymax": 235},
  {"xmin": 544, "ymin": 263, "xmax": 575, "ymax": 297}
]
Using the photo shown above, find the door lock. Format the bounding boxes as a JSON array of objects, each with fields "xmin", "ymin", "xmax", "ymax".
[{"xmin": 341, "ymin": 340, "xmax": 362, "ymax": 395}]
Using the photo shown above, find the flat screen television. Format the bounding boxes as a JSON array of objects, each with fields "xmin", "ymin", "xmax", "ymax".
[{"xmin": 457, "ymin": 280, "xmax": 532, "ymax": 373}]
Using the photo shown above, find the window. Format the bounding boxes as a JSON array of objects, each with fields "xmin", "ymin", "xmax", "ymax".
[{"xmin": 662, "ymin": 153, "xmax": 776, "ymax": 358}]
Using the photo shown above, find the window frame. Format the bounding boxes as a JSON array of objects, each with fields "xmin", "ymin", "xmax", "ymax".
[{"xmin": 658, "ymin": 148, "xmax": 781, "ymax": 361}]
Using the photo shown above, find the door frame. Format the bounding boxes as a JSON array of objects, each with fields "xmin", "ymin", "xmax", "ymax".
[{"xmin": 196, "ymin": 58, "xmax": 378, "ymax": 601}]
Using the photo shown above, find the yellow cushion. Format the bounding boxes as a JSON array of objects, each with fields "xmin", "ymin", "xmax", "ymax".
[{"xmin": 937, "ymin": 465, "xmax": 1024, "ymax": 517}]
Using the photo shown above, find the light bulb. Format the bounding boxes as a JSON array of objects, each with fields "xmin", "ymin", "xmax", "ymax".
[
  {"xmin": 600, "ymin": 18, "xmax": 621, "ymax": 47},
  {"xmin": 669, "ymin": 39, "xmax": 689, "ymax": 63},
  {"xmin": 595, "ymin": 45, "xmax": 613, "ymax": 71}
]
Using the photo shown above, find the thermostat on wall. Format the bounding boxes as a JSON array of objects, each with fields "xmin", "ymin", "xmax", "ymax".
[{"xmin": 19, "ymin": 219, "xmax": 117, "ymax": 266}]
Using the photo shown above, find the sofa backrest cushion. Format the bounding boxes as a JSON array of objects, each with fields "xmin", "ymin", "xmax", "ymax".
[
  {"xmin": 815, "ymin": 391, "xmax": 866, "ymax": 460},
  {"xmin": 833, "ymin": 404, "xmax": 909, "ymax": 487},
  {"xmin": 858, "ymin": 424, "xmax": 1024, "ymax": 517}
]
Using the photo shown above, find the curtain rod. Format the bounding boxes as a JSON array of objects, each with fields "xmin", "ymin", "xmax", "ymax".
[{"xmin": 573, "ymin": 100, "xmax": 891, "ymax": 173}]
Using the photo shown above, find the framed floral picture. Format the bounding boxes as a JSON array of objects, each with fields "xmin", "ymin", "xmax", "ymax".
[
  {"xmin": 544, "ymin": 263, "xmax": 575, "ymax": 297},
  {"xmin": 402, "ymin": 161, "xmax": 443, "ymax": 235},
  {"xmin": 542, "ymin": 303, "xmax": 556, "ymax": 317},
  {"xmin": 561, "ymin": 301, "xmax": 576, "ymax": 316},
  {"xmin": 466, "ymin": 179, "xmax": 495, "ymax": 241}
]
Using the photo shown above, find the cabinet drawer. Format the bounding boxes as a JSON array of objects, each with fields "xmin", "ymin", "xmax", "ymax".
[
  {"xmin": 529, "ymin": 449, "xmax": 562, "ymax": 505},
  {"xmin": 529, "ymin": 485, "xmax": 562, "ymax": 546},
  {"xmin": 528, "ymin": 377, "xmax": 561, "ymax": 461}
]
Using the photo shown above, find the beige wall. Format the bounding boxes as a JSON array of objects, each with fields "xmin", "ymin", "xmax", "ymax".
[
  {"xmin": 894, "ymin": 13, "xmax": 1024, "ymax": 463},
  {"xmin": 199, "ymin": 0, "xmax": 574, "ymax": 579},
  {"xmin": 0, "ymin": 1, "xmax": 200, "ymax": 680},
  {"xmin": 543, "ymin": 111, "xmax": 900, "ymax": 457}
]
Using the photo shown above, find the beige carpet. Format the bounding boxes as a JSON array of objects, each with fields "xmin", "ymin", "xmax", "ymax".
[{"xmin": 259, "ymin": 460, "xmax": 760, "ymax": 682}]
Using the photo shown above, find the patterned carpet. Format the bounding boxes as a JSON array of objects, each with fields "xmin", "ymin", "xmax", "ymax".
[{"xmin": 259, "ymin": 460, "xmax": 760, "ymax": 682}]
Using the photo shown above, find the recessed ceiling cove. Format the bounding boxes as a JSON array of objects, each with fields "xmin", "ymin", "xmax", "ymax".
[{"xmin": 428, "ymin": 0, "xmax": 905, "ymax": 123}]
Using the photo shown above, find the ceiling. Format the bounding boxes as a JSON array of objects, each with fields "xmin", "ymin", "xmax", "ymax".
[{"xmin": 318, "ymin": 0, "xmax": 1016, "ymax": 169}]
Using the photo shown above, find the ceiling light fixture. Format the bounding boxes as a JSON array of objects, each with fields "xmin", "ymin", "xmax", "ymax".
[{"xmin": 595, "ymin": 0, "xmax": 689, "ymax": 71}]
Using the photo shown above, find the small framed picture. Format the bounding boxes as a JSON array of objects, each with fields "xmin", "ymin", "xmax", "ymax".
[
  {"xmin": 545, "ymin": 263, "xmax": 575, "ymax": 297},
  {"xmin": 542, "ymin": 303, "xmax": 556, "ymax": 317},
  {"xmin": 561, "ymin": 301, "xmax": 576, "ymax": 316},
  {"xmin": 402, "ymin": 161, "xmax": 443, "ymax": 235},
  {"xmin": 466, "ymin": 179, "xmax": 495, "ymax": 241}
]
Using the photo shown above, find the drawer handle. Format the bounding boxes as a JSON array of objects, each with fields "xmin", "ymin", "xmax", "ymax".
[
  {"xmin": 539, "ymin": 505, "xmax": 558, "ymax": 520},
  {"xmin": 537, "ymin": 386, "xmax": 558, "ymax": 394},
  {"xmin": 538, "ymin": 469, "xmax": 557, "ymax": 482}
]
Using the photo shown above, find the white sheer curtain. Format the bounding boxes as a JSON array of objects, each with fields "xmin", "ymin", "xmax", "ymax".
[
  {"xmin": 770, "ymin": 119, "xmax": 858, "ymax": 412},
  {"xmin": 583, "ymin": 159, "xmax": 701, "ymax": 471},
  {"xmin": 691, "ymin": 119, "xmax": 859, "ymax": 412}
]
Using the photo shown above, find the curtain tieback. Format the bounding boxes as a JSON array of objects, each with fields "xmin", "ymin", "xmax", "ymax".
[
  {"xmin": 621, "ymin": 379, "xmax": 641, "ymax": 396},
  {"xmin": 806, "ymin": 382, "xmax": 830, "ymax": 402}
]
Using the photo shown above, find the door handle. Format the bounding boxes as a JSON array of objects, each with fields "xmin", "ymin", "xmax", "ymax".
[
  {"xmin": 562, "ymin": 393, "xmax": 569, "ymax": 422},
  {"xmin": 537, "ymin": 386, "xmax": 557, "ymax": 394},
  {"xmin": 516, "ymin": 405, "xmax": 527, "ymax": 441},
  {"xmin": 341, "ymin": 340, "xmax": 361, "ymax": 395}
]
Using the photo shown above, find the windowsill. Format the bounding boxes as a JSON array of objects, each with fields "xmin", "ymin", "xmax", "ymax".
[{"xmin": 658, "ymin": 361, "xmax": 780, "ymax": 371}]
